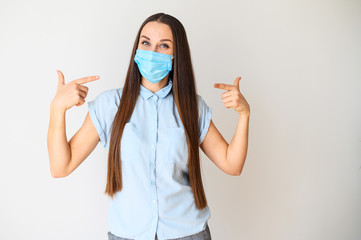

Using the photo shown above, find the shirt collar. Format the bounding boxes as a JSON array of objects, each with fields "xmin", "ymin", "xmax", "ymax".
[{"xmin": 139, "ymin": 78, "xmax": 173, "ymax": 100}]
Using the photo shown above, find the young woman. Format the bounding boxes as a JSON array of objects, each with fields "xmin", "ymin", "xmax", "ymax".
[{"xmin": 47, "ymin": 13, "xmax": 250, "ymax": 240}]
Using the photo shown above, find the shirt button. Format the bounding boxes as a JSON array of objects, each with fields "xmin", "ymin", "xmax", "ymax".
[
  {"xmin": 152, "ymin": 199, "xmax": 156, "ymax": 203},
  {"xmin": 153, "ymin": 95, "xmax": 158, "ymax": 101},
  {"xmin": 151, "ymin": 145, "xmax": 154, "ymax": 148}
]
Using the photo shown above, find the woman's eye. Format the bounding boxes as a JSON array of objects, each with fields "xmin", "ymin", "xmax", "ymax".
[{"xmin": 141, "ymin": 41, "xmax": 169, "ymax": 49}]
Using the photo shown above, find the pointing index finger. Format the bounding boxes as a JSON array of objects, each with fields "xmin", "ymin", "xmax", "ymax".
[
  {"xmin": 213, "ymin": 83, "xmax": 234, "ymax": 91},
  {"xmin": 73, "ymin": 75, "xmax": 100, "ymax": 85}
]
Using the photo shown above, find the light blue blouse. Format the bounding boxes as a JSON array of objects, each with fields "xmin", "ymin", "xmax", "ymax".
[{"xmin": 88, "ymin": 78, "xmax": 213, "ymax": 240}]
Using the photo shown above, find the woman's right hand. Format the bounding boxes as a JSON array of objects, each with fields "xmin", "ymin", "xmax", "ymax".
[{"xmin": 51, "ymin": 70, "xmax": 100, "ymax": 111}]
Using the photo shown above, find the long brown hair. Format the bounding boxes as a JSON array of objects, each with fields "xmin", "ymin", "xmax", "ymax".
[{"xmin": 105, "ymin": 13, "xmax": 208, "ymax": 210}]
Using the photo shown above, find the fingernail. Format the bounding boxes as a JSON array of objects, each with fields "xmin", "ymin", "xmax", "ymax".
[{"xmin": 95, "ymin": 76, "xmax": 100, "ymax": 79}]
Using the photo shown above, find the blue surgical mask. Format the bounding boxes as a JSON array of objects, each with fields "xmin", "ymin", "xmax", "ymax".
[{"xmin": 134, "ymin": 49, "xmax": 173, "ymax": 83}]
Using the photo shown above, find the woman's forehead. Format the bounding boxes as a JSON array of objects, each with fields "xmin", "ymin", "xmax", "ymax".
[{"xmin": 141, "ymin": 21, "xmax": 173, "ymax": 40}]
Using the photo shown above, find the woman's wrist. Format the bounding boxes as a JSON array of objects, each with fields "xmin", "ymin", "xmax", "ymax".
[{"xmin": 50, "ymin": 99, "xmax": 67, "ymax": 114}]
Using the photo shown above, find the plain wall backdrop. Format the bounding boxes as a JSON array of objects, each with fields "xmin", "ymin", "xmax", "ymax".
[{"xmin": 0, "ymin": 0, "xmax": 360, "ymax": 239}]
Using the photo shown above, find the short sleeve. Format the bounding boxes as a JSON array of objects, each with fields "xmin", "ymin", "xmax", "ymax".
[
  {"xmin": 87, "ymin": 88, "xmax": 122, "ymax": 148},
  {"xmin": 198, "ymin": 94, "xmax": 213, "ymax": 145}
]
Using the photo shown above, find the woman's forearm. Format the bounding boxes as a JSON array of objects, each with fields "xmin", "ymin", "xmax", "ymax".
[
  {"xmin": 47, "ymin": 104, "xmax": 71, "ymax": 177},
  {"xmin": 226, "ymin": 112, "xmax": 250, "ymax": 175}
]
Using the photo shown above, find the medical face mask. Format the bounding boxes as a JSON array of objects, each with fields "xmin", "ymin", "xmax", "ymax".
[{"xmin": 134, "ymin": 49, "xmax": 174, "ymax": 83}]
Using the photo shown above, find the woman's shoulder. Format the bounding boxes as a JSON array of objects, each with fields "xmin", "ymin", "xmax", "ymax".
[
  {"xmin": 96, "ymin": 87, "xmax": 123, "ymax": 99},
  {"xmin": 195, "ymin": 92, "xmax": 212, "ymax": 115},
  {"xmin": 195, "ymin": 92, "xmax": 207, "ymax": 108},
  {"xmin": 88, "ymin": 87, "xmax": 124, "ymax": 112},
  {"xmin": 92, "ymin": 87, "xmax": 124, "ymax": 104}
]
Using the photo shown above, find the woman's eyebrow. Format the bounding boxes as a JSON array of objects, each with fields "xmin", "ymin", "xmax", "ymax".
[
  {"xmin": 140, "ymin": 35, "xmax": 150, "ymax": 40},
  {"xmin": 160, "ymin": 39, "xmax": 172, "ymax": 43},
  {"xmin": 140, "ymin": 35, "xmax": 173, "ymax": 43}
]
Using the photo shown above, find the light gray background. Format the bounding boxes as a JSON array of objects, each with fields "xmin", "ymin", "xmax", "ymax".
[{"xmin": 0, "ymin": 0, "xmax": 360, "ymax": 239}]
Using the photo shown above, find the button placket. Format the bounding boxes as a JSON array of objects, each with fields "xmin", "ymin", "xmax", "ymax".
[{"xmin": 150, "ymin": 95, "xmax": 159, "ymax": 213}]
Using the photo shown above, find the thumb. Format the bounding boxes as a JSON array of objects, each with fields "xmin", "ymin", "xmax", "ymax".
[
  {"xmin": 57, "ymin": 70, "xmax": 65, "ymax": 87},
  {"xmin": 234, "ymin": 76, "xmax": 241, "ymax": 90}
]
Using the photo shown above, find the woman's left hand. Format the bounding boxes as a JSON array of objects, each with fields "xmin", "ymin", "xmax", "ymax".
[{"xmin": 213, "ymin": 76, "xmax": 250, "ymax": 115}]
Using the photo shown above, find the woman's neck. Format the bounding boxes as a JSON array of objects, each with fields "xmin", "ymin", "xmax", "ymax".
[{"xmin": 140, "ymin": 76, "xmax": 169, "ymax": 93}]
